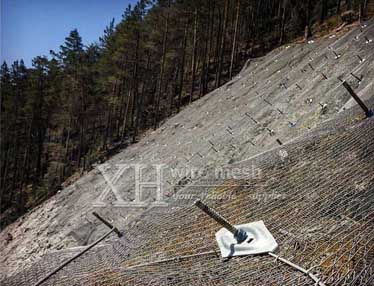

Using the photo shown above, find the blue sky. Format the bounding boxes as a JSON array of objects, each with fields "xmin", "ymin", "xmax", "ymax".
[{"xmin": 1, "ymin": 0, "xmax": 137, "ymax": 67}]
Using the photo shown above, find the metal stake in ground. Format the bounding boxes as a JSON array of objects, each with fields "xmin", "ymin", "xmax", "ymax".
[
  {"xmin": 194, "ymin": 200, "xmax": 248, "ymax": 243},
  {"xmin": 342, "ymin": 81, "xmax": 373, "ymax": 117},
  {"xmin": 32, "ymin": 213, "xmax": 122, "ymax": 286},
  {"xmin": 350, "ymin": 72, "xmax": 362, "ymax": 82}
]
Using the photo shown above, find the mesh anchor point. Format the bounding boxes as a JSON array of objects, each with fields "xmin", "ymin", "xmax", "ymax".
[{"xmin": 194, "ymin": 200, "xmax": 248, "ymax": 244}]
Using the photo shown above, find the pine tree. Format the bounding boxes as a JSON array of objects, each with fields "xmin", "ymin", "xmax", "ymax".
[{"xmin": 1, "ymin": 0, "xmax": 351, "ymax": 228}]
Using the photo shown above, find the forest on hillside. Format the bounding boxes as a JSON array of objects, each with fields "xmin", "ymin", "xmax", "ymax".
[{"xmin": 0, "ymin": 0, "xmax": 371, "ymax": 228}]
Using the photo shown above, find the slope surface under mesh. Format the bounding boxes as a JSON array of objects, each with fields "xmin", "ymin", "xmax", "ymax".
[{"xmin": 4, "ymin": 110, "xmax": 374, "ymax": 286}]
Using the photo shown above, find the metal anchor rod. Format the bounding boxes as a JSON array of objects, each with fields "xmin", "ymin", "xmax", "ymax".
[
  {"xmin": 195, "ymin": 200, "xmax": 237, "ymax": 234},
  {"xmin": 342, "ymin": 81, "xmax": 372, "ymax": 117},
  {"xmin": 33, "ymin": 228, "xmax": 115, "ymax": 286},
  {"xmin": 194, "ymin": 200, "xmax": 247, "ymax": 243},
  {"xmin": 93, "ymin": 212, "xmax": 123, "ymax": 237},
  {"xmin": 33, "ymin": 213, "xmax": 122, "ymax": 286}
]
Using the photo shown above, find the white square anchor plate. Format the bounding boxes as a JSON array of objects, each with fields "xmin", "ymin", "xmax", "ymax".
[{"xmin": 215, "ymin": 220, "xmax": 278, "ymax": 258}]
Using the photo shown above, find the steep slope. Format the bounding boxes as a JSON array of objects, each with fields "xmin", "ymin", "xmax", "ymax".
[
  {"xmin": 1, "ymin": 20, "xmax": 374, "ymax": 280},
  {"xmin": 4, "ymin": 94, "xmax": 374, "ymax": 286}
]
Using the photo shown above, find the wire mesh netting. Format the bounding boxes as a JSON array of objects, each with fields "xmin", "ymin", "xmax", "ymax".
[
  {"xmin": 2, "ymin": 19, "xmax": 374, "ymax": 276},
  {"xmin": 2, "ymin": 17, "xmax": 374, "ymax": 286},
  {"xmin": 3, "ymin": 105, "xmax": 374, "ymax": 285}
]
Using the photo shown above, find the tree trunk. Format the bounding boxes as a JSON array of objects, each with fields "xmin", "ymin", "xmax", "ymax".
[
  {"xmin": 77, "ymin": 120, "xmax": 85, "ymax": 169},
  {"xmin": 177, "ymin": 20, "xmax": 188, "ymax": 113},
  {"xmin": 1, "ymin": 145, "xmax": 11, "ymax": 211},
  {"xmin": 320, "ymin": 0, "xmax": 327, "ymax": 23},
  {"xmin": 204, "ymin": 0, "xmax": 216, "ymax": 95},
  {"xmin": 36, "ymin": 74, "xmax": 45, "ymax": 181},
  {"xmin": 115, "ymin": 79, "xmax": 123, "ymax": 138},
  {"xmin": 134, "ymin": 54, "xmax": 149, "ymax": 141},
  {"xmin": 336, "ymin": 0, "xmax": 342, "ymax": 14},
  {"xmin": 121, "ymin": 90, "xmax": 132, "ymax": 141},
  {"xmin": 77, "ymin": 89, "xmax": 86, "ymax": 169},
  {"xmin": 364, "ymin": 0, "xmax": 368, "ymax": 19},
  {"xmin": 214, "ymin": 7, "xmax": 222, "ymax": 78},
  {"xmin": 134, "ymin": 80, "xmax": 145, "ymax": 143},
  {"xmin": 102, "ymin": 107, "xmax": 111, "ymax": 150},
  {"xmin": 132, "ymin": 31, "xmax": 141, "ymax": 143},
  {"xmin": 154, "ymin": 0, "xmax": 171, "ymax": 130},
  {"xmin": 10, "ymin": 87, "xmax": 21, "ymax": 199},
  {"xmin": 190, "ymin": 8, "xmax": 198, "ymax": 103},
  {"xmin": 208, "ymin": 0, "xmax": 216, "ymax": 62},
  {"xmin": 305, "ymin": 0, "xmax": 312, "ymax": 41},
  {"xmin": 200, "ymin": 2, "xmax": 210, "ymax": 98},
  {"xmin": 229, "ymin": 0, "xmax": 240, "ymax": 80},
  {"xmin": 62, "ymin": 115, "xmax": 72, "ymax": 178},
  {"xmin": 347, "ymin": 0, "xmax": 352, "ymax": 10},
  {"xmin": 279, "ymin": 0, "xmax": 287, "ymax": 45},
  {"xmin": 130, "ymin": 57, "xmax": 138, "ymax": 131},
  {"xmin": 20, "ymin": 115, "xmax": 34, "ymax": 213},
  {"xmin": 169, "ymin": 64, "xmax": 178, "ymax": 113},
  {"xmin": 216, "ymin": 0, "xmax": 229, "ymax": 88},
  {"xmin": 359, "ymin": 0, "xmax": 368, "ymax": 22}
]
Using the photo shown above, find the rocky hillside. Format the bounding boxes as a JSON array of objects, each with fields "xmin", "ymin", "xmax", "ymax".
[{"xmin": 1, "ymin": 19, "xmax": 374, "ymax": 281}]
